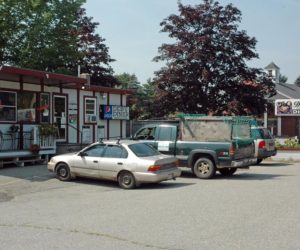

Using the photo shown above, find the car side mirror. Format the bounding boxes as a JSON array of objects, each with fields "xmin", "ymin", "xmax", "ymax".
[{"xmin": 78, "ymin": 151, "xmax": 87, "ymax": 157}]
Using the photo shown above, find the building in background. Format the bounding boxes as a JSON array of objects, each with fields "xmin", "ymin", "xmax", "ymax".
[{"xmin": 262, "ymin": 62, "xmax": 300, "ymax": 138}]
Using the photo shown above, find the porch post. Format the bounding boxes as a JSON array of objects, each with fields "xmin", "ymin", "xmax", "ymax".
[
  {"xmin": 277, "ymin": 116, "xmax": 282, "ymax": 136},
  {"xmin": 264, "ymin": 105, "xmax": 268, "ymax": 128}
]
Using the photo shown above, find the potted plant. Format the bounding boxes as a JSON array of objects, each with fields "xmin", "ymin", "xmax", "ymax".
[
  {"xmin": 39, "ymin": 124, "xmax": 58, "ymax": 147},
  {"xmin": 29, "ymin": 144, "xmax": 40, "ymax": 154},
  {"xmin": 39, "ymin": 124, "xmax": 58, "ymax": 137}
]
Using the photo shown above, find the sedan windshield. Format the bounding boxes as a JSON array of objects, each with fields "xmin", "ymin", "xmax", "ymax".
[{"xmin": 128, "ymin": 143, "xmax": 160, "ymax": 157}]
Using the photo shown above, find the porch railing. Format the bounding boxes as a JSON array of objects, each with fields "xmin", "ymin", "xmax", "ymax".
[{"xmin": 0, "ymin": 128, "xmax": 56, "ymax": 151}]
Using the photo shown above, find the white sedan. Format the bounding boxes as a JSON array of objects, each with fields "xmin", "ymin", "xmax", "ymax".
[{"xmin": 48, "ymin": 140, "xmax": 181, "ymax": 189}]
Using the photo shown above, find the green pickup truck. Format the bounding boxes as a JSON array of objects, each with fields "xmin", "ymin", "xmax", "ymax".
[{"xmin": 132, "ymin": 116, "xmax": 256, "ymax": 179}]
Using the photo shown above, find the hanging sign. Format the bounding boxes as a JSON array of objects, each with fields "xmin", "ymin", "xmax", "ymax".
[{"xmin": 275, "ymin": 99, "xmax": 300, "ymax": 116}]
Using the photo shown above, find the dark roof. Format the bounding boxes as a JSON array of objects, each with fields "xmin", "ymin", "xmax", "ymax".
[
  {"xmin": 0, "ymin": 65, "xmax": 86, "ymax": 88},
  {"xmin": 270, "ymin": 82, "xmax": 300, "ymax": 100},
  {"xmin": 264, "ymin": 62, "xmax": 280, "ymax": 70},
  {"xmin": 0, "ymin": 66, "xmax": 133, "ymax": 95}
]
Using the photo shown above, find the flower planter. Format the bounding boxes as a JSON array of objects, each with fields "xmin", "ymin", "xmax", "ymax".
[{"xmin": 277, "ymin": 148, "xmax": 300, "ymax": 151}]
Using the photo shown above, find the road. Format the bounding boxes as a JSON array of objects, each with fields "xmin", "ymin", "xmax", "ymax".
[{"xmin": 0, "ymin": 162, "xmax": 299, "ymax": 250}]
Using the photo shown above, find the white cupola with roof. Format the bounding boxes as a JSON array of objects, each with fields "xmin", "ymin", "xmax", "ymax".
[{"xmin": 264, "ymin": 62, "xmax": 280, "ymax": 83}]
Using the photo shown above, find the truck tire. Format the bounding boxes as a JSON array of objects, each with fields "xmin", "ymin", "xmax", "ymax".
[
  {"xmin": 193, "ymin": 157, "xmax": 216, "ymax": 179},
  {"xmin": 256, "ymin": 159, "xmax": 263, "ymax": 165},
  {"xmin": 219, "ymin": 168, "xmax": 237, "ymax": 176}
]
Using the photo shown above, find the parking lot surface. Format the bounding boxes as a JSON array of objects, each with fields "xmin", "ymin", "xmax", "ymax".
[{"xmin": 0, "ymin": 162, "xmax": 300, "ymax": 250}]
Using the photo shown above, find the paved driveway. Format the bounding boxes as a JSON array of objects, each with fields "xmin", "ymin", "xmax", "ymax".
[{"xmin": 0, "ymin": 162, "xmax": 299, "ymax": 250}]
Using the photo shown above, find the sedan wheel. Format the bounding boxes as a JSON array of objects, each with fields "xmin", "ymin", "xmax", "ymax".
[
  {"xmin": 118, "ymin": 171, "xmax": 136, "ymax": 189},
  {"xmin": 193, "ymin": 158, "xmax": 216, "ymax": 179},
  {"xmin": 56, "ymin": 163, "xmax": 71, "ymax": 181}
]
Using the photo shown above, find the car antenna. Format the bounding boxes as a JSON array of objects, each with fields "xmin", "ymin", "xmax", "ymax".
[
  {"xmin": 99, "ymin": 138, "xmax": 104, "ymax": 143},
  {"xmin": 116, "ymin": 138, "xmax": 121, "ymax": 144}
]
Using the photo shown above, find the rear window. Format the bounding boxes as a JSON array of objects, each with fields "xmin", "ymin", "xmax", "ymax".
[
  {"xmin": 251, "ymin": 128, "xmax": 273, "ymax": 139},
  {"xmin": 128, "ymin": 143, "xmax": 160, "ymax": 157}
]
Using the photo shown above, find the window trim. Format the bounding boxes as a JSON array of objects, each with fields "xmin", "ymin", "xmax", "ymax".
[
  {"xmin": 84, "ymin": 96, "xmax": 97, "ymax": 124},
  {"xmin": 0, "ymin": 90, "xmax": 17, "ymax": 123}
]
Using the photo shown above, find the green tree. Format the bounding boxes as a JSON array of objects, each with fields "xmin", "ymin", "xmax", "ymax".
[
  {"xmin": 153, "ymin": 0, "xmax": 275, "ymax": 116},
  {"xmin": 0, "ymin": 0, "xmax": 116, "ymax": 85},
  {"xmin": 0, "ymin": 0, "xmax": 83, "ymax": 72},
  {"xmin": 71, "ymin": 8, "xmax": 116, "ymax": 86},
  {"xmin": 115, "ymin": 73, "xmax": 140, "ymax": 90},
  {"xmin": 295, "ymin": 75, "xmax": 300, "ymax": 87},
  {"xmin": 138, "ymin": 78, "xmax": 159, "ymax": 119},
  {"xmin": 279, "ymin": 74, "xmax": 288, "ymax": 83}
]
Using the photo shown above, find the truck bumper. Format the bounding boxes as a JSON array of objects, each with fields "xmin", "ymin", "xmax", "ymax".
[
  {"xmin": 218, "ymin": 157, "xmax": 257, "ymax": 168},
  {"xmin": 231, "ymin": 157, "xmax": 257, "ymax": 168},
  {"xmin": 257, "ymin": 149, "xmax": 277, "ymax": 160}
]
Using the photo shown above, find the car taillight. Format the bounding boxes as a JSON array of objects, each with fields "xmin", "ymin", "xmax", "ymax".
[
  {"xmin": 148, "ymin": 165, "xmax": 161, "ymax": 172},
  {"xmin": 175, "ymin": 160, "xmax": 180, "ymax": 167},
  {"xmin": 229, "ymin": 144, "xmax": 235, "ymax": 156},
  {"xmin": 259, "ymin": 140, "xmax": 266, "ymax": 149}
]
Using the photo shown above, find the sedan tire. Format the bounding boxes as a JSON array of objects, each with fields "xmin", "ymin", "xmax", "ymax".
[
  {"xmin": 118, "ymin": 171, "xmax": 136, "ymax": 189},
  {"xmin": 56, "ymin": 163, "xmax": 71, "ymax": 181}
]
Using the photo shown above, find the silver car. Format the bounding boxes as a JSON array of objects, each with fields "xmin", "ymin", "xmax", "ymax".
[{"xmin": 48, "ymin": 140, "xmax": 181, "ymax": 189}]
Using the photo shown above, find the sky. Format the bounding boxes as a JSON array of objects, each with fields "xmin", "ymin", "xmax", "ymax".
[{"xmin": 84, "ymin": 0, "xmax": 300, "ymax": 84}]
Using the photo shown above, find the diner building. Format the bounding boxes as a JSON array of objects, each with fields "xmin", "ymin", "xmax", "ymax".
[{"xmin": 0, "ymin": 66, "xmax": 131, "ymax": 165}]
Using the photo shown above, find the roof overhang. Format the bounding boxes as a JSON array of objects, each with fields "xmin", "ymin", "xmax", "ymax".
[
  {"xmin": 0, "ymin": 65, "xmax": 86, "ymax": 89},
  {"xmin": 0, "ymin": 66, "xmax": 134, "ymax": 95}
]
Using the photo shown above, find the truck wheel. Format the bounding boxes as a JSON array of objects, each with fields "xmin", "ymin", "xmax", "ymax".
[
  {"xmin": 193, "ymin": 158, "xmax": 216, "ymax": 179},
  {"xmin": 219, "ymin": 168, "xmax": 237, "ymax": 176},
  {"xmin": 256, "ymin": 159, "xmax": 263, "ymax": 165}
]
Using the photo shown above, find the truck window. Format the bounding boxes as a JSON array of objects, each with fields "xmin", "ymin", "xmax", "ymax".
[
  {"xmin": 135, "ymin": 127, "xmax": 156, "ymax": 140},
  {"xmin": 157, "ymin": 127, "xmax": 173, "ymax": 141}
]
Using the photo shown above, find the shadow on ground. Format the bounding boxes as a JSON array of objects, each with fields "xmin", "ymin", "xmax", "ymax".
[
  {"xmin": 179, "ymin": 169, "xmax": 290, "ymax": 181},
  {"xmin": 0, "ymin": 164, "xmax": 53, "ymax": 182},
  {"xmin": 74, "ymin": 176, "xmax": 195, "ymax": 190}
]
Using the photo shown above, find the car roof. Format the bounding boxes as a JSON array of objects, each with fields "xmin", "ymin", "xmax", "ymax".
[{"xmin": 92, "ymin": 140, "xmax": 142, "ymax": 146}]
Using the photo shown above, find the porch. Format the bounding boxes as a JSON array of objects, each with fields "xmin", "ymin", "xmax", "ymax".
[{"xmin": 0, "ymin": 128, "xmax": 56, "ymax": 167}]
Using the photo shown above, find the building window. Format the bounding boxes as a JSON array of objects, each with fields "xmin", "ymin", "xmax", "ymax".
[
  {"xmin": 84, "ymin": 97, "xmax": 97, "ymax": 124},
  {"xmin": 40, "ymin": 93, "xmax": 50, "ymax": 123},
  {"xmin": 0, "ymin": 91, "xmax": 17, "ymax": 122},
  {"xmin": 17, "ymin": 92, "xmax": 37, "ymax": 122},
  {"xmin": 268, "ymin": 70, "xmax": 273, "ymax": 77}
]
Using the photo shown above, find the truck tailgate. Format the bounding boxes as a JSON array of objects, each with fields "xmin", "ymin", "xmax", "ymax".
[{"xmin": 233, "ymin": 139, "xmax": 254, "ymax": 160}]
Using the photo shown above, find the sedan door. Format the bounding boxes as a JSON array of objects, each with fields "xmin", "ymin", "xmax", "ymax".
[
  {"xmin": 69, "ymin": 144, "xmax": 105, "ymax": 178},
  {"xmin": 98, "ymin": 145, "xmax": 128, "ymax": 179}
]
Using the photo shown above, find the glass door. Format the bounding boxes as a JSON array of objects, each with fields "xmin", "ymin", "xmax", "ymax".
[{"xmin": 53, "ymin": 95, "xmax": 67, "ymax": 141}]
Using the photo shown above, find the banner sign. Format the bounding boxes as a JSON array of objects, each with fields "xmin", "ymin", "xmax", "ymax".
[
  {"xmin": 100, "ymin": 105, "xmax": 129, "ymax": 120},
  {"xmin": 275, "ymin": 99, "xmax": 300, "ymax": 116}
]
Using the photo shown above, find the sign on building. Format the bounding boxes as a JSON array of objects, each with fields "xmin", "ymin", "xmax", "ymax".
[
  {"xmin": 275, "ymin": 99, "xmax": 300, "ymax": 116},
  {"xmin": 100, "ymin": 105, "xmax": 130, "ymax": 120}
]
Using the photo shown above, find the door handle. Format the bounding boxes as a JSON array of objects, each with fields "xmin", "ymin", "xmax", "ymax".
[
  {"xmin": 93, "ymin": 160, "xmax": 98, "ymax": 163},
  {"xmin": 117, "ymin": 162, "xmax": 123, "ymax": 165}
]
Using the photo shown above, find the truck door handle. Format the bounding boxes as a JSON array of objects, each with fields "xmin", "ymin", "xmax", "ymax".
[
  {"xmin": 93, "ymin": 160, "xmax": 98, "ymax": 163},
  {"xmin": 117, "ymin": 162, "xmax": 123, "ymax": 165}
]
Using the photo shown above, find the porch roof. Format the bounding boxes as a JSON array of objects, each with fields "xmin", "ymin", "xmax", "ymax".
[
  {"xmin": 0, "ymin": 66, "xmax": 133, "ymax": 95},
  {"xmin": 0, "ymin": 65, "xmax": 86, "ymax": 88}
]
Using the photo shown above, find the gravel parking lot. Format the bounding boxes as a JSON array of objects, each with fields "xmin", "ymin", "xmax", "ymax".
[{"xmin": 0, "ymin": 162, "xmax": 299, "ymax": 250}]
